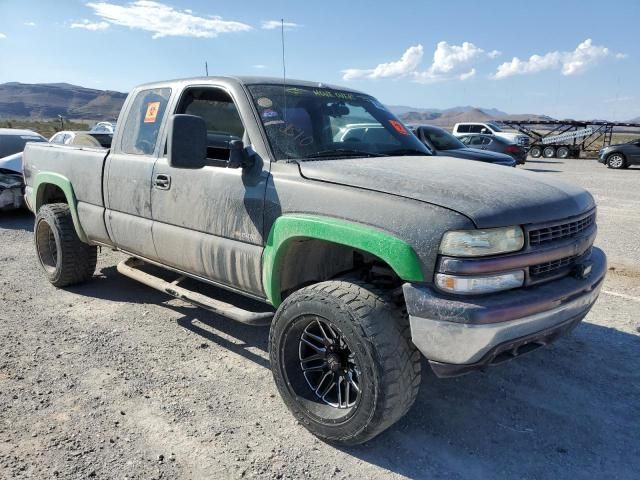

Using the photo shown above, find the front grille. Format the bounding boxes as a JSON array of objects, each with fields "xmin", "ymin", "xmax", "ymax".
[
  {"xmin": 528, "ymin": 212, "xmax": 595, "ymax": 246},
  {"xmin": 530, "ymin": 255, "xmax": 576, "ymax": 278}
]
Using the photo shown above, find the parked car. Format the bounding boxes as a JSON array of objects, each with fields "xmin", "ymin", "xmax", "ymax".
[
  {"xmin": 452, "ymin": 122, "xmax": 529, "ymax": 147},
  {"xmin": 459, "ymin": 133, "xmax": 527, "ymax": 164},
  {"xmin": 24, "ymin": 76, "xmax": 605, "ymax": 445},
  {"xmin": 411, "ymin": 125, "xmax": 516, "ymax": 167},
  {"xmin": 0, "ymin": 128, "xmax": 47, "ymax": 210},
  {"xmin": 598, "ymin": 138, "xmax": 640, "ymax": 169},
  {"xmin": 90, "ymin": 122, "xmax": 116, "ymax": 134},
  {"xmin": 49, "ymin": 131, "xmax": 113, "ymax": 148}
]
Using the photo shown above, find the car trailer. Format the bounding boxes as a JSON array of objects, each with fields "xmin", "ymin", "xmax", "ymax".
[{"xmin": 497, "ymin": 120, "xmax": 640, "ymax": 159}]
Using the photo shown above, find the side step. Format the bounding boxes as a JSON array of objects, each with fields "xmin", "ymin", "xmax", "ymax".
[{"xmin": 117, "ymin": 257, "xmax": 274, "ymax": 326}]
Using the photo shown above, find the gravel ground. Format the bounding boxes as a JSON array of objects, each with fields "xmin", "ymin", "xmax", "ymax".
[{"xmin": 1, "ymin": 158, "xmax": 639, "ymax": 479}]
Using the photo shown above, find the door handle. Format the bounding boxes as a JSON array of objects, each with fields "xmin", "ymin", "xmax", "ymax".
[{"xmin": 153, "ymin": 174, "xmax": 171, "ymax": 190}]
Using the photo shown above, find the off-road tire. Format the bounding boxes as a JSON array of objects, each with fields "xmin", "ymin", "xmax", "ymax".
[
  {"xmin": 529, "ymin": 146, "xmax": 542, "ymax": 158},
  {"xmin": 34, "ymin": 203, "xmax": 97, "ymax": 287},
  {"xmin": 606, "ymin": 153, "xmax": 626, "ymax": 169},
  {"xmin": 269, "ymin": 279, "xmax": 422, "ymax": 445}
]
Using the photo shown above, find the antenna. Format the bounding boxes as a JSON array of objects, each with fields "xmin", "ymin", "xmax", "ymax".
[
  {"xmin": 281, "ymin": 18, "xmax": 287, "ymax": 121},
  {"xmin": 205, "ymin": 61, "xmax": 209, "ymax": 77}
]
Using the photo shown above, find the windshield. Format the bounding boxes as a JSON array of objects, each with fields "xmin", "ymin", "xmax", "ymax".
[
  {"xmin": 422, "ymin": 128, "xmax": 466, "ymax": 151},
  {"xmin": 247, "ymin": 84, "xmax": 430, "ymax": 160},
  {"xmin": 487, "ymin": 123, "xmax": 503, "ymax": 132}
]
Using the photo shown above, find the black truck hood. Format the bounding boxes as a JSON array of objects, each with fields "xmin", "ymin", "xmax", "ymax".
[
  {"xmin": 440, "ymin": 147, "xmax": 514, "ymax": 164},
  {"xmin": 298, "ymin": 156, "xmax": 594, "ymax": 228}
]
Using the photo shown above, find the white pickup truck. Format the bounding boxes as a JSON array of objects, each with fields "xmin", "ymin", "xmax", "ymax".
[{"xmin": 452, "ymin": 122, "xmax": 530, "ymax": 147}]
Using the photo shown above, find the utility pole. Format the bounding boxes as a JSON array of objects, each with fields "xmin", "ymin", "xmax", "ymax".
[{"xmin": 205, "ymin": 61, "xmax": 209, "ymax": 77}]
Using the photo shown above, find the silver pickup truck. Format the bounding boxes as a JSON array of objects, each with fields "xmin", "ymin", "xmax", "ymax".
[{"xmin": 23, "ymin": 76, "xmax": 606, "ymax": 445}]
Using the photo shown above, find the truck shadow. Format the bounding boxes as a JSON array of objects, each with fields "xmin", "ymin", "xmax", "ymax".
[
  {"xmin": 341, "ymin": 321, "xmax": 639, "ymax": 479},
  {"xmin": 523, "ymin": 168, "xmax": 561, "ymax": 173},
  {"xmin": 0, "ymin": 209, "xmax": 33, "ymax": 231},
  {"xmin": 71, "ymin": 265, "xmax": 271, "ymax": 368}
]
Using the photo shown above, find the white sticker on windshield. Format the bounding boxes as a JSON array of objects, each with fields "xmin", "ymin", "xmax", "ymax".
[{"xmin": 257, "ymin": 97, "xmax": 273, "ymax": 108}]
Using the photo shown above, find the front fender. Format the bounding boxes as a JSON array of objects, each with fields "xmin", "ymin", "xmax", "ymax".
[{"xmin": 262, "ymin": 214, "xmax": 425, "ymax": 306}]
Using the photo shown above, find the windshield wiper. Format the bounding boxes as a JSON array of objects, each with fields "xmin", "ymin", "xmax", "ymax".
[
  {"xmin": 384, "ymin": 148, "xmax": 431, "ymax": 156},
  {"xmin": 304, "ymin": 149, "xmax": 389, "ymax": 160}
]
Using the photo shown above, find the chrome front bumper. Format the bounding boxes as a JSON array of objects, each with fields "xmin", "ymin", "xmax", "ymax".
[{"xmin": 403, "ymin": 247, "xmax": 606, "ymax": 376}]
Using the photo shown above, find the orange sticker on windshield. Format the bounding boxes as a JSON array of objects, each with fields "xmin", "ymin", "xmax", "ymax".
[
  {"xmin": 144, "ymin": 101, "xmax": 161, "ymax": 123},
  {"xmin": 389, "ymin": 120, "xmax": 408, "ymax": 135}
]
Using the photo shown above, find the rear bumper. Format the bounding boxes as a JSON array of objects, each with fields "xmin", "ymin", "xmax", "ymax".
[{"xmin": 403, "ymin": 247, "xmax": 606, "ymax": 377}]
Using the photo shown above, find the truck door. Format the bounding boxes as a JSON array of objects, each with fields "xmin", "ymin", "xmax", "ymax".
[
  {"xmin": 150, "ymin": 86, "xmax": 268, "ymax": 297},
  {"xmin": 105, "ymin": 87, "xmax": 171, "ymax": 260}
]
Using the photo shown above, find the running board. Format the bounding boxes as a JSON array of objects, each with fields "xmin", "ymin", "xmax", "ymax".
[{"xmin": 117, "ymin": 257, "xmax": 273, "ymax": 326}]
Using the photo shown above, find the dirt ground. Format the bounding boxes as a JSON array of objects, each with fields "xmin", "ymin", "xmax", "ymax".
[{"xmin": 1, "ymin": 158, "xmax": 639, "ymax": 479}]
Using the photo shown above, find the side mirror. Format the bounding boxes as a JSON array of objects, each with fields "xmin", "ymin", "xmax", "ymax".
[
  {"xmin": 227, "ymin": 139, "xmax": 253, "ymax": 169},
  {"xmin": 168, "ymin": 114, "xmax": 207, "ymax": 169},
  {"xmin": 480, "ymin": 128, "xmax": 489, "ymax": 134}
]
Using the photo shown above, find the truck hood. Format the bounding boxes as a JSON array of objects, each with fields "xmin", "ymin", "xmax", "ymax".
[{"xmin": 297, "ymin": 156, "xmax": 594, "ymax": 228}]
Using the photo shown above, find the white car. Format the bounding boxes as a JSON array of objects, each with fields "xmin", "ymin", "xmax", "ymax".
[
  {"xmin": 90, "ymin": 121, "xmax": 116, "ymax": 134},
  {"xmin": 49, "ymin": 131, "xmax": 112, "ymax": 148},
  {"xmin": 452, "ymin": 122, "xmax": 529, "ymax": 147}
]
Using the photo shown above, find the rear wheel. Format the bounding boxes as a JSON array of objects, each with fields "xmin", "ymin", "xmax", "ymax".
[
  {"xmin": 543, "ymin": 146, "xmax": 556, "ymax": 158},
  {"xmin": 269, "ymin": 279, "xmax": 421, "ymax": 445},
  {"xmin": 556, "ymin": 146, "xmax": 570, "ymax": 159},
  {"xmin": 529, "ymin": 146, "xmax": 542, "ymax": 158},
  {"xmin": 606, "ymin": 153, "xmax": 626, "ymax": 169},
  {"xmin": 34, "ymin": 203, "xmax": 97, "ymax": 287}
]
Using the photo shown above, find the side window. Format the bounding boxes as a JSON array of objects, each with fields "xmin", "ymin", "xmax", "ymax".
[
  {"xmin": 176, "ymin": 87, "xmax": 245, "ymax": 163},
  {"xmin": 470, "ymin": 136, "xmax": 484, "ymax": 146},
  {"xmin": 482, "ymin": 137, "xmax": 492, "ymax": 146},
  {"xmin": 459, "ymin": 136, "xmax": 471, "ymax": 145},
  {"xmin": 121, "ymin": 88, "xmax": 171, "ymax": 155},
  {"xmin": 469, "ymin": 125, "xmax": 484, "ymax": 134},
  {"xmin": 50, "ymin": 134, "xmax": 62, "ymax": 144},
  {"xmin": 457, "ymin": 125, "xmax": 469, "ymax": 133}
]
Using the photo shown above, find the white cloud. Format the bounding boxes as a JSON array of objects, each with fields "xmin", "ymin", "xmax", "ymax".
[
  {"xmin": 343, "ymin": 41, "xmax": 491, "ymax": 83},
  {"xmin": 261, "ymin": 20, "xmax": 301, "ymax": 30},
  {"xmin": 71, "ymin": 19, "xmax": 110, "ymax": 31},
  {"xmin": 85, "ymin": 1, "xmax": 252, "ymax": 39},
  {"xmin": 488, "ymin": 49, "xmax": 501, "ymax": 59},
  {"xmin": 253, "ymin": 64, "xmax": 266, "ymax": 69},
  {"xmin": 24, "ymin": 22, "xmax": 36, "ymax": 27},
  {"xmin": 494, "ymin": 39, "xmax": 613, "ymax": 79},
  {"xmin": 615, "ymin": 52, "xmax": 629, "ymax": 60},
  {"xmin": 342, "ymin": 44, "xmax": 424, "ymax": 80},
  {"xmin": 0, "ymin": 33, "xmax": 6, "ymax": 39}
]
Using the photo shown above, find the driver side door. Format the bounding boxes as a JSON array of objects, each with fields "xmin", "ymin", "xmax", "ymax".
[{"xmin": 150, "ymin": 85, "xmax": 269, "ymax": 297}]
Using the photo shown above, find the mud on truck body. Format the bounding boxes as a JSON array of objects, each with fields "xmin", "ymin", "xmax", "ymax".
[{"xmin": 23, "ymin": 76, "xmax": 606, "ymax": 445}]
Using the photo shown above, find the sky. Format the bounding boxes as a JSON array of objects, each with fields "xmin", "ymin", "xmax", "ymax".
[{"xmin": 0, "ymin": 0, "xmax": 638, "ymax": 120}]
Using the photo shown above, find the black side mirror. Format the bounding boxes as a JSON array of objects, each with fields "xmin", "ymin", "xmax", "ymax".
[
  {"xmin": 227, "ymin": 139, "xmax": 253, "ymax": 169},
  {"xmin": 168, "ymin": 114, "xmax": 207, "ymax": 169}
]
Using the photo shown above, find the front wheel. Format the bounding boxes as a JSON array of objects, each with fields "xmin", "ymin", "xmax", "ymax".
[
  {"xmin": 606, "ymin": 153, "xmax": 626, "ymax": 169},
  {"xmin": 269, "ymin": 279, "xmax": 421, "ymax": 445}
]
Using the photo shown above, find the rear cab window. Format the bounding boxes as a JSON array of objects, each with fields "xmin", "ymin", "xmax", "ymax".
[{"xmin": 121, "ymin": 88, "xmax": 171, "ymax": 155}]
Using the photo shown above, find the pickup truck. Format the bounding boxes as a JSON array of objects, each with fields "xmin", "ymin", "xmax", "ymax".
[
  {"xmin": 23, "ymin": 76, "xmax": 606, "ymax": 445},
  {"xmin": 452, "ymin": 122, "xmax": 530, "ymax": 147}
]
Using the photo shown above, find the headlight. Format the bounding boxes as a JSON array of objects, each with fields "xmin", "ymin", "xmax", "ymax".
[
  {"xmin": 435, "ymin": 270, "xmax": 524, "ymax": 295},
  {"xmin": 439, "ymin": 226, "xmax": 524, "ymax": 257}
]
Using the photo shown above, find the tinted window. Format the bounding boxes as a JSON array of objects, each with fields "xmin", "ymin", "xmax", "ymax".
[
  {"xmin": 470, "ymin": 136, "xmax": 485, "ymax": 146},
  {"xmin": 176, "ymin": 87, "xmax": 245, "ymax": 162},
  {"xmin": 246, "ymin": 84, "xmax": 429, "ymax": 160},
  {"xmin": 421, "ymin": 128, "xmax": 466, "ymax": 150},
  {"xmin": 121, "ymin": 88, "xmax": 171, "ymax": 155},
  {"xmin": 0, "ymin": 134, "xmax": 46, "ymax": 157},
  {"xmin": 469, "ymin": 125, "xmax": 484, "ymax": 134},
  {"xmin": 457, "ymin": 125, "xmax": 469, "ymax": 133},
  {"xmin": 459, "ymin": 136, "xmax": 472, "ymax": 145}
]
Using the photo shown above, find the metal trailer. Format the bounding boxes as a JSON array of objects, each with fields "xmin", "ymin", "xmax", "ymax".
[{"xmin": 497, "ymin": 119, "xmax": 640, "ymax": 159}]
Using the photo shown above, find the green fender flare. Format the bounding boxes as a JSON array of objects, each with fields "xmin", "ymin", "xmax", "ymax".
[
  {"xmin": 262, "ymin": 214, "xmax": 425, "ymax": 307},
  {"xmin": 31, "ymin": 172, "xmax": 88, "ymax": 243}
]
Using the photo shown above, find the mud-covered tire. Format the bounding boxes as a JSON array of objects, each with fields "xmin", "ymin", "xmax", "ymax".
[
  {"xmin": 269, "ymin": 279, "xmax": 421, "ymax": 445},
  {"xmin": 34, "ymin": 203, "xmax": 97, "ymax": 287}
]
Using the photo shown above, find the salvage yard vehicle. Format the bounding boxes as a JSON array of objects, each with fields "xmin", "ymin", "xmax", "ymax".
[
  {"xmin": 598, "ymin": 138, "xmax": 640, "ymax": 169},
  {"xmin": 0, "ymin": 128, "xmax": 47, "ymax": 210},
  {"xmin": 49, "ymin": 130, "xmax": 113, "ymax": 148},
  {"xmin": 452, "ymin": 121, "xmax": 530, "ymax": 147},
  {"xmin": 459, "ymin": 133, "xmax": 528, "ymax": 165},
  {"xmin": 411, "ymin": 125, "xmax": 516, "ymax": 167},
  {"xmin": 23, "ymin": 76, "xmax": 606, "ymax": 445}
]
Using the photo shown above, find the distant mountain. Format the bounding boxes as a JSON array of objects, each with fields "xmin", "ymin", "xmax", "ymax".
[
  {"xmin": 387, "ymin": 105, "xmax": 509, "ymax": 118},
  {"xmin": 628, "ymin": 116, "xmax": 640, "ymax": 123},
  {"xmin": 0, "ymin": 82, "xmax": 127, "ymax": 120}
]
